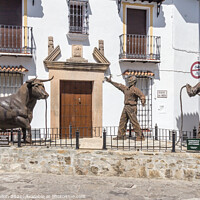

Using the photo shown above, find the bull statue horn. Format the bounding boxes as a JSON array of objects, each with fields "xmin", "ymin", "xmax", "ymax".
[
  {"xmin": 38, "ymin": 76, "xmax": 54, "ymax": 82},
  {"xmin": 186, "ymin": 82, "xmax": 200, "ymax": 97},
  {"xmin": 26, "ymin": 76, "xmax": 38, "ymax": 84}
]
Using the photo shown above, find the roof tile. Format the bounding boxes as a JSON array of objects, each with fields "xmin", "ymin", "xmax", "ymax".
[
  {"xmin": 123, "ymin": 70, "xmax": 154, "ymax": 78},
  {"xmin": 0, "ymin": 65, "xmax": 28, "ymax": 73}
]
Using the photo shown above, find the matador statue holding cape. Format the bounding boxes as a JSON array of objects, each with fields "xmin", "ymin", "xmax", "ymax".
[{"xmin": 105, "ymin": 75, "xmax": 146, "ymax": 141}]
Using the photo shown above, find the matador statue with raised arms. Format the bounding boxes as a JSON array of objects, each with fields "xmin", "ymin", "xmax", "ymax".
[{"xmin": 105, "ymin": 75, "xmax": 146, "ymax": 141}]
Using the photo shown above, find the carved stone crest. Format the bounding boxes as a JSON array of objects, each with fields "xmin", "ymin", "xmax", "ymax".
[{"xmin": 67, "ymin": 45, "xmax": 88, "ymax": 63}]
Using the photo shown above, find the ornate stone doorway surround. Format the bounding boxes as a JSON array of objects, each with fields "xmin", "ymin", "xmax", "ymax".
[{"xmin": 44, "ymin": 38, "xmax": 110, "ymax": 131}]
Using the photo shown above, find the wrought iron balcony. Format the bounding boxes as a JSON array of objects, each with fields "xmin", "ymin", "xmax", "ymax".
[
  {"xmin": 119, "ymin": 34, "xmax": 161, "ymax": 62},
  {"xmin": 0, "ymin": 25, "xmax": 34, "ymax": 55}
]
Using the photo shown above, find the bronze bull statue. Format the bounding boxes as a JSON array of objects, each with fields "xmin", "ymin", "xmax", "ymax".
[
  {"xmin": 186, "ymin": 82, "xmax": 200, "ymax": 138},
  {"xmin": 0, "ymin": 76, "xmax": 54, "ymax": 143}
]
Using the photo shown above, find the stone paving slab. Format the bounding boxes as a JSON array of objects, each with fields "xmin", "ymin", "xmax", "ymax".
[{"xmin": 0, "ymin": 173, "xmax": 199, "ymax": 200}]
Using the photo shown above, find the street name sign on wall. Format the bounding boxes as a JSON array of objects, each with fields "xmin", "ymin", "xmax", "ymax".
[
  {"xmin": 190, "ymin": 62, "xmax": 200, "ymax": 79},
  {"xmin": 187, "ymin": 139, "xmax": 200, "ymax": 151},
  {"xmin": 157, "ymin": 90, "xmax": 167, "ymax": 98},
  {"xmin": 0, "ymin": 135, "xmax": 9, "ymax": 146}
]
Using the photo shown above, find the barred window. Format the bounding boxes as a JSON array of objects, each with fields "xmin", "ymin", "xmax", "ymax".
[
  {"xmin": 68, "ymin": 0, "xmax": 88, "ymax": 34},
  {"xmin": 136, "ymin": 77, "xmax": 152, "ymax": 131},
  {"xmin": 0, "ymin": 72, "xmax": 23, "ymax": 97}
]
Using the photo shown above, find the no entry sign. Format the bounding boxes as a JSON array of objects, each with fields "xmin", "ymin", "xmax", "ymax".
[{"xmin": 191, "ymin": 61, "xmax": 200, "ymax": 79}]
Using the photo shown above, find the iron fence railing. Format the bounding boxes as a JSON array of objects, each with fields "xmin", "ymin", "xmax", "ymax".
[
  {"xmin": 119, "ymin": 34, "xmax": 161, "ymax": 61},
  {"xmin": 0, "ymin": 128, "xmax": 75, "ymax": 147},
  {"xmin": 0, "ymin": 125, "xmax": 198, "ymax": 152},
  {"xmin": 105, "ymin": 126, "xmax": 194, "ymax": 152},
  {"xmin": 0, "ymin": 25, "xmax": 33, "ymax": 54}
]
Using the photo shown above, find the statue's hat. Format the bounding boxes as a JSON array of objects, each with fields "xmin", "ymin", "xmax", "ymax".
[{"xmin": 128, "ymin": 75, "xmax": 137, "ymax": 86}]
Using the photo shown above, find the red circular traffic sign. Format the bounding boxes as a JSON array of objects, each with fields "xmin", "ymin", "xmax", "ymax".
[{"xmin": 191, "ymin": 61, "xmax": 200, "ymax": 79}]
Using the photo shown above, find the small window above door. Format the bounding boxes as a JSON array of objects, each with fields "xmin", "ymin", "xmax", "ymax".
[{"xmin": 67, "ymin": 0, "xmax": 89, "ymax": 41}]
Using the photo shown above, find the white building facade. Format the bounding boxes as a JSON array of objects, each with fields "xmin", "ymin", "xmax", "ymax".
[{"xmin": 0, "ymin": 0, "xmax": 199, "ymax": 134}]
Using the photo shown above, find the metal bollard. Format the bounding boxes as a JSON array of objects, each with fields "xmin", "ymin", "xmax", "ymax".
[
  {"xmin": 155, "ymin": 124, "xmax": 158, "ymax": 140},
  {"xmin": 11, "ymin": 129, "xmax": 13, "ymax": 143},
  {"xmin": 193, "ymin": 126, "xmax": 197, "ymax": 139},
  {"xmin": 76, "ymin": 129, "xmax": 79, "ymax": 149},
  {"xmin": 172, "ymin": 130, "xmax": 176, "ymax": 153},
  {"xmin": 103, "ymin": 129, "xmax": 107, "ymax": 150},
  {"xmin": 18, "ymin": 129, "xmax": 21, "ymax": 147},
  {"xmin": 69, "ymin": 124, "xmax": 72, "ymax": 139},
  {"xmin": 23, "ymin": 129, "xmax": 27, "ymax": 143},
  {"xmin": 129, "ymin": 123, "xmax": 132, "ymax": 138}
]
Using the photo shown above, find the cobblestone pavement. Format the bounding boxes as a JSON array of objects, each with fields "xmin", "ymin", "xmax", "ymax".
[{"xmin": 0, "ymin": 173, "xmax": 200, "ymax": 200}]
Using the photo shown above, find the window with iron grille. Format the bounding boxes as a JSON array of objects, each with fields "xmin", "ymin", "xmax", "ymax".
[
  {"xmin": 136, "ymin": 77, "xmax": 152, "ymax": 131},
  {"xmin": 68, "ymin": 0, "xmax": 88, "ymax": 34},
  {"xmin": 0, "ymin": 72, "xmax": 23, "ymax": 97}
]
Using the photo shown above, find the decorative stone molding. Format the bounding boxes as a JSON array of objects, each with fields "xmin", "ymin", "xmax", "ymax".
[
  {"xmin": 44, "ymin": 39, "xmax": 110, "ymax": 69},
  {"xmin": 67, "ymin": 33, "xmax": 88, "ymax": 41},
  {"xmin": 67, "ymin": 45, "xmax": 88, "ymax": 63},
  {"xmin": 93, "ymin": 47, "xmax": 110, "ymax": 64},
  {"xmin": 43, "ymin": 39, "xmax": 110, "ymax": 130},
  {"xmin": 99, "ymin": 40, "xmax": 104, "ymax": 56},
  {"xmin": 44, "ymin": 40, "xmax": 110, "ymax": 72},
  {"xmin": 44, "ymin": 61, "xmax": 109, "ymax": 72},
  {"xmin": 48, "ymin": 36, "xmax": 54, "ymax": 55},
  {"xmin": 44, "ymin": 46, "xmax": 61, "ymax": 62},
  {"xmin": 45, "ymin": 36, "xmax": 61, "ymax": 62}
]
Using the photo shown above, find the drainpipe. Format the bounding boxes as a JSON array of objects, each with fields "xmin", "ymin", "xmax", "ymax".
[{"xmin": 171, "ymin": 0, "xmax": 176, "ymax": 130}]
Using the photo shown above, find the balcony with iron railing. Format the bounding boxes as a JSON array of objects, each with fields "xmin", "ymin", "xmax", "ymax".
[
  {"xmin": 119, "ymin": 34, "xmax": 161, "ymax": 63},
  {"xmin": 0, "ymin": 25, "xmax": 34, "ymax": 56}
]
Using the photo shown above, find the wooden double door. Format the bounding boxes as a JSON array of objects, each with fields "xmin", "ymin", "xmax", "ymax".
[{"xmin": 60, "ymin": 81, "xmax": 92, "ymax": 138}]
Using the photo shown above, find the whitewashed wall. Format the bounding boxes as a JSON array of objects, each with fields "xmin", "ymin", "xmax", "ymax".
[
  {"xmin": 0, "ymin": 0, "xmax": 199, "ymax": 131},
  {"xmin": 172, "ymin": 0, "xmax": 200, "ymax": 131}
]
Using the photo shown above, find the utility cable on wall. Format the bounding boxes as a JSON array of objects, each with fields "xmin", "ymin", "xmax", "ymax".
[
  {"xmin": 171, "ymin": 1, "xmax": 200, "ymax": 57},
  {"xmin": 172, "ymin": 47, "xmax": 200, "ymax": 55},
  {"xmin": 159, "ymin": 69, "xmax": 190, "ymax": 74}
]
